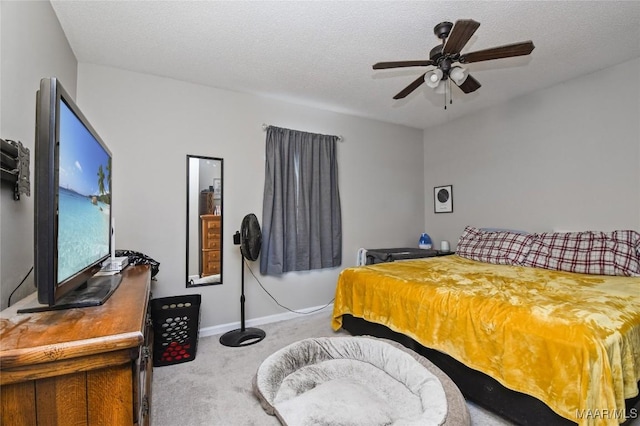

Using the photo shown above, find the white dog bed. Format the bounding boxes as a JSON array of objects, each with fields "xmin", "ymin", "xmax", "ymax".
[{"xmin": 253, "ymin": 336, "xmax": 470, "ymax": 426}]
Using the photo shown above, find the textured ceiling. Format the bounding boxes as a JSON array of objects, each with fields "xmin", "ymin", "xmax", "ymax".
[{"xmin": 51, "ymin": 1, "xmax": 640, "ymax": 130}]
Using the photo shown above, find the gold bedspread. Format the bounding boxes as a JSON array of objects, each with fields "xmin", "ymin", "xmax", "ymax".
[{"xmin": 331, "ymin": 255, "xmax": 640, "ymax": 425}]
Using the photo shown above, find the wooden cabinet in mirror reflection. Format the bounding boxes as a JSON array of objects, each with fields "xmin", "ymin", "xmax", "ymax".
[{"xmin": 201, "ymin": 215, "xmax": 221, "ymax": 276}]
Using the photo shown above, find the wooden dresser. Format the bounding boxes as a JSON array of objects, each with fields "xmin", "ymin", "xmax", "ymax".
[
  {"xmin": 0, "ymin": 266, "xmax": 153, "ymax": 426},
  {"xmin": 201, "ymin": 214, "xmax": 221, "ymax": 276}
]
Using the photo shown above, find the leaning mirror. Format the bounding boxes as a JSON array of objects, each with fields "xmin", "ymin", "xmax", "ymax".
[{"xmin": 186, "ymin": 155, "xmax": 223, "ymax": 287}]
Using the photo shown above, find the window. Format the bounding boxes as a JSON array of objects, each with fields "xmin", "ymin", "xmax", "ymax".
[{"xmin": 260, "ymin": 126, "xmax": 342, "ymax": 275}]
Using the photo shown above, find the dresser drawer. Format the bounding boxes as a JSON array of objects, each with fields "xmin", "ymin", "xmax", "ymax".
[
  {"xmin": 204, "ymin": 250, "xmax": 221, "ymax": 262},
  {"xmin": 203, "ymin": 235, "xmax": 221, "ymax": 250},
  {"xmin": 202, "ymin": 250, "xmax": 221, "ymax": 276},
  {"xmin": 205, "ymin": 218, "xmax": 221, "ymax": 231}
]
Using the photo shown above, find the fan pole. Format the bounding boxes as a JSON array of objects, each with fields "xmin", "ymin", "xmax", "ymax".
[
  {"xmin": 219, "ymin": 252, "xmax": 266, "ymax": 347},
  {"xmin": 240, "ymin": 256, "xmax": 246, "ymax": 332}
]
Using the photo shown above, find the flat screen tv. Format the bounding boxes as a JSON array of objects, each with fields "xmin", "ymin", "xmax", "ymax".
[{"xmin": 18, "ymin": 77, "xmax": 121, "ymax": 313}]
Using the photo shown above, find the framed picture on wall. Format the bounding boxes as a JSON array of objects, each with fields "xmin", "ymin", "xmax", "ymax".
[
  {"xmin": 434, "ymin": 185, "xmax": 453, "ymax": 213},
  {"xmin": 213, "ymin": 178, "xmax": 222, "ymax": 199}
]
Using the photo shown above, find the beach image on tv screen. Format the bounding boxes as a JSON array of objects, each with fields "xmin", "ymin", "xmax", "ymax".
[{"xmin": 57, "ymin": 101, "xmax": 111, "ymax": 283}]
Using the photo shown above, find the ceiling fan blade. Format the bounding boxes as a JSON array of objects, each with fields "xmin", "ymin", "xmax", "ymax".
[
  {"xmin": 443, "ymin": 19, "xmax": 480, "ymax": 55},
  {"xmin": 459, "ymin": 41, "xmax": 535, "ymax": 63},
  {"xmin": 454, "ymin": 74, "xmax": 481, "ymax": 94},
  {"xmin": 373, "ymin": 60, "xmax": 434, "ymax": 70},
  {"xmin": 393, "ymin": 73, "xmax": 427, "ymax": 99}
]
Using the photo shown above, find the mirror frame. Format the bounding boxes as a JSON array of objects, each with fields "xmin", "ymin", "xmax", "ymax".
[{"xmin": 186, "ymin": 155, "xmax": 224, "ymax": 287}]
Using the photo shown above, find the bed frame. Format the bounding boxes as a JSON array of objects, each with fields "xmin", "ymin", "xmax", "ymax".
[{"xmin": 341, "ymin": 314, "xmax": 640, "ymax": 426}]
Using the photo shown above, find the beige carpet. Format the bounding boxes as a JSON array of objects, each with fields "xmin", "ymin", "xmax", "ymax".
[{"xmin": 151, "ymin": 309, "xmax": 513, "ymax": 426}]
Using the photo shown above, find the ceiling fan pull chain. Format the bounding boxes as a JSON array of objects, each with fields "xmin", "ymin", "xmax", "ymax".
[{"xmin": 443, "ymin": 79, "xmax": 451, "ymax": 110}]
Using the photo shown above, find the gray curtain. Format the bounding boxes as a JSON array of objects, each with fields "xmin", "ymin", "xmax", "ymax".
[{"xmin": 261, "ymin": 126, "xmax": 342, "ymax": 275}]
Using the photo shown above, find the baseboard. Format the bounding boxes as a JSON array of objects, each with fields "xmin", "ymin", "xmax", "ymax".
[{"xmin": 198, "ymin": 303, "xmax": 334, "ymax": 338}]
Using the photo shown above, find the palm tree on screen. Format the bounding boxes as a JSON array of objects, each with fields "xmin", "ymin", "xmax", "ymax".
[{"xmin": 97, "ymin": 165, "xmax": 105, "ymax": 202}]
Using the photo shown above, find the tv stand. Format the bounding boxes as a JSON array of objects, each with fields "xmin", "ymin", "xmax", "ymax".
[
  {"xmin": 0, "ymin": 266, "xmax": 153, "ymax": 425},
  {"xmin": 17, "ymin": 273, "xmax": 123, "ymax": 313}
]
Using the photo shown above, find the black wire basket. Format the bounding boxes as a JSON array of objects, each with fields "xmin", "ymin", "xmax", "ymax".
[{"xmin": 151, "ymin": 294, "xmax": 201, "ymax": 367}]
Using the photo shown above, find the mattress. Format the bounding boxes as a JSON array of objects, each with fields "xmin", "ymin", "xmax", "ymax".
[{"xmin": 331, "ymin": 255, "xmax": 640, "ymax": 426}]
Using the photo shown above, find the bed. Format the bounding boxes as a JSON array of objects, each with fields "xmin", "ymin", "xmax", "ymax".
[{"xmin": 332, "ymin": 228, "xmax": 640, "ymax": 426}]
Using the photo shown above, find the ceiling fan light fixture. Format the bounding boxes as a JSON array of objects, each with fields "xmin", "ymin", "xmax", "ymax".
[
  {"xmin": 424, "ymin": 69, "xmax": 443, "ymax": 88},
  {"xmin": 450, "ymin": 66, "xmax": 468, "ymax": 85},
  {"xmin": 372, "ymin": 19, "xmax": 534, "ymax": 103}
]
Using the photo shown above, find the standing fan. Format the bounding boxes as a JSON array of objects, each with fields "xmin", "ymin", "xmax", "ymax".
[{"xmin": 219, "ymin": 213, "xmax": 266, "ymax": 347}]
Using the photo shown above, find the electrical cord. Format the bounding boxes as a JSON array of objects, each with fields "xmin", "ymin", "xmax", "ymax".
[
  {"xmin": 7, "ymin": 266, "xmax": 34, "ymax": 307},
  {"xmin": 244, "ymin": 258, "xmax": 335, "ymax": 314}
]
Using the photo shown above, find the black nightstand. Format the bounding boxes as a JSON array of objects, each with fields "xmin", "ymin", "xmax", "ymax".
[{"xmin": 365, "ymin": 247, "xmax": 454, "ymax": 265}]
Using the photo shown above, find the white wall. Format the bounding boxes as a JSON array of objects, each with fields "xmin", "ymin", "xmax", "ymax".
[
  {"xmin": 76, "ymin": 64, "xmax": 425, "ymax": 329},
  {"xmin": 0, "ymin": 0, "xmax": 77, "ymax": 309},
  {"xmin": 424, "ymin": 58, "xmax": 640, "ymax": 249}
]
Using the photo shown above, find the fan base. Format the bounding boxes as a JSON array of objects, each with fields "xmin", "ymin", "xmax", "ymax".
[
  {"xmin": 219, "ymin": 327, "xmax": 266, "ymax": 347},
  {"xmin": 430, "ymin": 44, "xmax": 443, "ymax": 61},
  {"xmin": 433, "ymin": 21, "xmax": 453, "ymax": 39}
]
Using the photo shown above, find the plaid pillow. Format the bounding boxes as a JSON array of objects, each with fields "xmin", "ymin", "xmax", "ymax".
[
  {"xmin": 612, "ymin": 230, "xmax": 640, "ymax": 256},
  {"xmin": 521, "ymin": 231, "xmax": 640, "ymax": 277},
  {"xmin": 456, "ymin": 226, "xmax": 533, "ymax": 265}
]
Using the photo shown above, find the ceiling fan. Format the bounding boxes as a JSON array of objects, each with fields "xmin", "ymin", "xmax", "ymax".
[{"xmin": 373, "ymin": 19, "xmax": 535, "ymax": 102}]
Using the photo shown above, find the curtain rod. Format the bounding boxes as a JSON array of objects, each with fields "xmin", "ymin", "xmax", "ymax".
[{"xmin": 262, "ymin": 124, "xmax": 343, "ymax": 142}]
